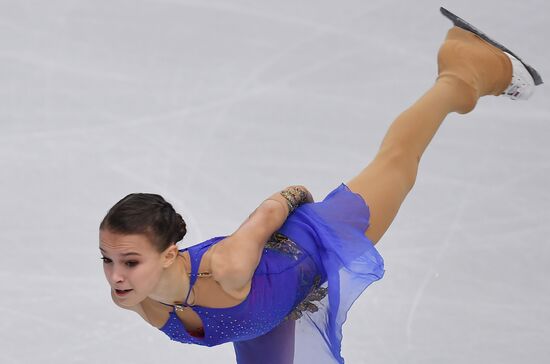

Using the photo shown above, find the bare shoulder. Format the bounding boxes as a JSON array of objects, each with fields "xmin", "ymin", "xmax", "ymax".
[{"xmin": 209, "ymin": 238, "xmax": 253, "ymax": 302}]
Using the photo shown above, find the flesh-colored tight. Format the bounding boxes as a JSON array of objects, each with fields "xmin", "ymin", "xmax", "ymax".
[{"xmin": 347, "ymin": 27, "xmax": 512, "ymax": 244}]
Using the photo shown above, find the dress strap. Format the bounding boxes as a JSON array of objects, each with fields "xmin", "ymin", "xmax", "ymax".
[
  {"xmin": 181, "ymin": 244, "xmax": 213, "ymax": 306},
  {"xmin": 181, "ymin": 248, "xmax": 196, "ymax": 306},
  {"xmin": 183, "ymin": 245, "xmax": 211, "ymax": 304}
]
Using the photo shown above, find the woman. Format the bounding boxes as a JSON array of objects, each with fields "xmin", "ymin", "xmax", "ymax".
[{"xmin": 99, "ymin": 8, "xmax": 541, "ymax": 364}]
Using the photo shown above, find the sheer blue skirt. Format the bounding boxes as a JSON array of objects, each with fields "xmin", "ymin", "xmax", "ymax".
[{"xmin": 233, "ymin": 183, "xmax": 385, "ymax": 363}]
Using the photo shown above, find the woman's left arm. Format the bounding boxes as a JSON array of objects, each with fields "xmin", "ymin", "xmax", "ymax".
[{"xmin": 211, "ymin": 186, "xmax": 313, "ymax": 295}]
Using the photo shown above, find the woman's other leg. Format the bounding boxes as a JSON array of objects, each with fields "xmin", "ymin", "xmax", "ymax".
[
  {"xmin": 347, "ymin": 27, "xmax": 513, "ymax": 244},
  {"xmin": 233, "ymin": 319, "xmax": 296, "ymax": 364}
]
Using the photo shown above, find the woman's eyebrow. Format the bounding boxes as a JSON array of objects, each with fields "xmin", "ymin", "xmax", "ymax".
[
  {"xmin": 99, "ymin": 247, "xmax": 141, "ymax": 257},
  {"xmin": 120, "ymin": 252, "xmax": 141, "ymax": 257}
]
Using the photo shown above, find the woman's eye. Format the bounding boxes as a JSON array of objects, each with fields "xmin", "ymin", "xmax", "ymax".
[{"xmin": 100, "ymin": 256, "xmax": 137, "ymax": 267}]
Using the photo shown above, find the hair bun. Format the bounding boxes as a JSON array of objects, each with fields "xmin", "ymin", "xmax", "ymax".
[{"xmin": 175, "ymin": 213, "xmax": 187, "ymax": 242}]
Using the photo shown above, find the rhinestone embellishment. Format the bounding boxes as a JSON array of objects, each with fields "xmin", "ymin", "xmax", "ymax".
[
  {"xmin": 285, "ymin": 275, "xmax": 328, "ymax": 321},
  {"xmin": 264, "ymin": 232, "xmax": 303, "ymax": 260}
]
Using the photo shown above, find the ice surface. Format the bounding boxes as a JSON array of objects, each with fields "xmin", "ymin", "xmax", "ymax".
[{"xmin": 1, "ymin": 0, "xmax": 549, "ymax": 363}]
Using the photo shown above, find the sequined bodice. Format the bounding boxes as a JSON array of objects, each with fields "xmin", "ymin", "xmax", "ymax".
[{"xmin": 158, "ymin": 234, "xmax": 326, "ymax": 347}]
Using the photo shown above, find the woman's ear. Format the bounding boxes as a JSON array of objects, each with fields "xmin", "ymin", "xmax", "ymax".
[{"xmin": 161, "ymin": 244, "xmax": 179, "ymax": 268}]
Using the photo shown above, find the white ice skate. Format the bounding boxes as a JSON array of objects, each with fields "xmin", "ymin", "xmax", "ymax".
[{"xmin": 502, "ymin": 53, "xmax": 536, "ymax": 100}]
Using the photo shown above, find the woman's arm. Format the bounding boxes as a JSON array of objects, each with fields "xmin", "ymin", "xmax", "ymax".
[{"xmin": 211, "ymin": 186, "xmax": 313, "ymax": 296}]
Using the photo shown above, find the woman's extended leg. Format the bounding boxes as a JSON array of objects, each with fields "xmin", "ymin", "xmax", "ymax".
[{"xmin": 347, "ymin": 27, "xmax": 513, "ymax": 244}]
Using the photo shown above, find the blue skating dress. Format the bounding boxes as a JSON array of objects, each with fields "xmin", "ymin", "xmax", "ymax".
[{"xmin": 159, "ymin": 184, "xmax": 385, "ymax": 363}]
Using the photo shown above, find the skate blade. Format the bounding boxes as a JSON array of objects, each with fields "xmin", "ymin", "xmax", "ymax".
[{"xmin": 440, "ymin": 7, "xmax": 543, "ymax": 86}]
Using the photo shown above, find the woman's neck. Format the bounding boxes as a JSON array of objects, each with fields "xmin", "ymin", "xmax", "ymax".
[{"xmin": 149, "ymin": 254, "xmax": 191, "ymax": 305}]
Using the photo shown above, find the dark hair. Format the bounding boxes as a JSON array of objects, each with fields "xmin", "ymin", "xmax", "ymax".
[{"xmin": 99, "ymin": 193, "xmax": 187, "ymax": 252}]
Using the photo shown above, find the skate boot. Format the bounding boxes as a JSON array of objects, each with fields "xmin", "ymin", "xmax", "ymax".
[{"xmin": 438, "ymin": 7, "xmax": 542, "ymax": 111}]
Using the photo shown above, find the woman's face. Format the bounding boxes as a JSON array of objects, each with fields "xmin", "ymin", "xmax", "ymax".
[{"xmin": 99, "ymin": 229, "xmax": 166, "ymax": 307}]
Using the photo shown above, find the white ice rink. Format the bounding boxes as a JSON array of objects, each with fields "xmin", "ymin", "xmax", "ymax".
[{"xmin": 1, "ymin": 0, "xmax": 549, "ymax": 363}]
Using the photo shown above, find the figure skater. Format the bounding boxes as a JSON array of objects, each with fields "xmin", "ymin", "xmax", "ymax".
[{"xmin": 98, "ymin": 8, "xmax": 542, "ymax": 364}]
